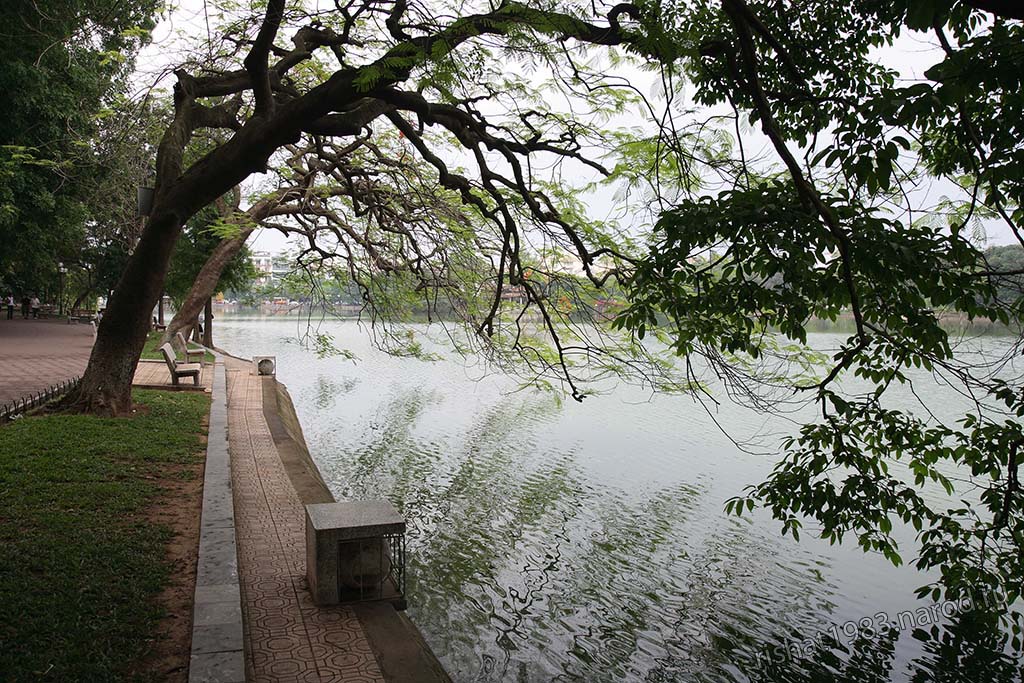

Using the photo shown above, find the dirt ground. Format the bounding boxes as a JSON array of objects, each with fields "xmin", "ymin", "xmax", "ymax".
[{"xmin": 129, "ymin": 425, "xmax": 207, "ymax": 681}]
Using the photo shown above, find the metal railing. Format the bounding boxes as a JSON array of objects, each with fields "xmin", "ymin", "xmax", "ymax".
[{"xmin": 0, "ymin": 377, "xmax": 81, "ymax": 422}]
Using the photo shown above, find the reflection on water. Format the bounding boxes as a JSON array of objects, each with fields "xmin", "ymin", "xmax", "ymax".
[
  {"xmin": 214, "ymin": 318, "xmax": 1022, "ymax": 682},
  {"xmin": 312, "ymin": 375, "xmax": 359, "ymax": 410}
]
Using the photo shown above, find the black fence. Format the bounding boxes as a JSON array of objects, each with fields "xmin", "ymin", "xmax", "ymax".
[{"xmin": 0, "ymin": 377, "xmax": 80, "ymax": 422}]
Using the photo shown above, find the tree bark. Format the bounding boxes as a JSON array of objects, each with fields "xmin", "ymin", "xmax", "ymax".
[
  {"xmin": 160, "ymin": 184, "xmax": 306, "ymax": 346},
  {"xmin": 203, "ymin": 297, "xmax": 214, "ymax": 347},
  {"xmin": 70, "ymin": 289, "xmax": 91, "ymax": 312}
]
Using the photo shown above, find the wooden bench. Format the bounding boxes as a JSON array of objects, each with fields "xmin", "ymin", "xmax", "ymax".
[
  {"xmin": 160, "ymin": 343, "xmax": 201, "ymax": 386},
  {"xmin": 174, "ymin": 331, "xmax": 206, "ymax": 364}
]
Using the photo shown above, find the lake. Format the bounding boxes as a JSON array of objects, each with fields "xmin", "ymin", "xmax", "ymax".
[{"xmin": 213, "ymin": 315, "xmax": 1022, "ymax": 682}]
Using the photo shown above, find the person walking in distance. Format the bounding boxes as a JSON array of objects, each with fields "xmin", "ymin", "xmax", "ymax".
[
  {"xmin": 20, "ymin": 295, "xmax": 29, "ymax": 319},
  {"xmin": 5, "ymin": 293, "xmax": 13, "ymax": 320},
  {"xmin": 30, "ymin": 295, "xmax": 40, "ymax": 319}
]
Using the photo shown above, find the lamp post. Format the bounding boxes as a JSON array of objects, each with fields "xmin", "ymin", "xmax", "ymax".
[
  {"xmin": 58, "ymin": 262, "xmax": 67, "ymax": 317},
  {"xmin": 136, "ymin": 185, "xmax": 154, "ymax": 217}
]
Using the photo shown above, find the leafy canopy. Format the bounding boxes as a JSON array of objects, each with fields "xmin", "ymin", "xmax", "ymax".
[
  {"xmin": 614, "ymin": 0, "xmax": 1024, "ymax": 645},
  {"xmin": 0, "ymin": 0, "xmax": 159, "ymax": 295}
]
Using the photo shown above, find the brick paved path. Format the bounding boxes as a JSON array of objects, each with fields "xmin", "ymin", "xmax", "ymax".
[
  {"xmin": 0, "ymin": 318, "xmax": 94, "ymax": 405},
  {"xmin": 224, "ymin": 357, "xmax": 384, "ymax": 683}
]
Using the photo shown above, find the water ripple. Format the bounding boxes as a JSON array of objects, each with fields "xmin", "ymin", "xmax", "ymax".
[{"xmin": 214, "ymin": 319, "xmax": 1023, "ymax": 683}]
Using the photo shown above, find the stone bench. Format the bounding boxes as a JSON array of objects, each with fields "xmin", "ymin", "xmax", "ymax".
[
  {"xmin": 175, "ymin": 331, "xmax": 206, "ymax": 364},
  {"xmin": 160, "ymin": 342, "xmax": 201, "ymax": 386}
]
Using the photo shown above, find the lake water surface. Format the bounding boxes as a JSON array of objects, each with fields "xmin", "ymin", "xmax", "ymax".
[{"xmin": 213, "ymin": 315, "xmax": 1022, "ymax": 682}]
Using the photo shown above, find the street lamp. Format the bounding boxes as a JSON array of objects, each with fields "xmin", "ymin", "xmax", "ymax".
[
  {"xmin": 58, "ymin": 262, "xmax": 67, "ymax": 317},
  {"xmin": 137, "ymin": 165, "xmax": 156, "ymax": 217},
  {"xmin": 137, "ymin": 186, "xmax": 154, "ymax": 217}
]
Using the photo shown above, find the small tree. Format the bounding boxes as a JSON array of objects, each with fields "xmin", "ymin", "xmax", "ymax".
[{"xmin": 163, "ymin": 203, "xmax": 258, "ymax": 344}]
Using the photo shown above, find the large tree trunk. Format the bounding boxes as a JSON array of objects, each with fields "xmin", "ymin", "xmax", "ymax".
[
  {"xmin": 67, "ymin": 211, "xmax": 186, "ymax": 415},
  {"xmin": 161, "ymin": 229, "xmax": 253, "ymax": 345},
  {"xmin": 64, "ymin": 29, "xmax": 376, "ymax": 415},
  {"xmin": 66, "ymin": 87, "xmax": 289, "ymax": 415}
]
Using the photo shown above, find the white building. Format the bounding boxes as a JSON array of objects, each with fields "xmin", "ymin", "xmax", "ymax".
[
  {"xmin": 251, "ymin": 250, "xmax": 274, "ymax": 285},
  {"xmin": 250, "ymin": 251, "xmax": 294, "ymax": 286}
]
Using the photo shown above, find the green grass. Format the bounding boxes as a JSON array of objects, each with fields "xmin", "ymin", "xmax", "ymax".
[
  {"xmin": 140, "ymin": 330, "xmax": 214, "ymax": 363},
  {"xmin": 0, "ymin": 389, "xmax": 210, "ymax": 682}
]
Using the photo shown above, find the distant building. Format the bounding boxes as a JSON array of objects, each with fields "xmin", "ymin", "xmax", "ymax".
[
  {"xmin": 251, "ymin": 250, "xmax": 274, "ymax": 285},
  {"xmin": 270, "ymin": 257, "xmax": 292, "ymax": 281},
  {"xmin": 500, "ymin": 285, "xmax": 527, "ymax": 304},
  {"xmin": 250, "ymin": 251, "xmax": 293, "ymax": 285}
]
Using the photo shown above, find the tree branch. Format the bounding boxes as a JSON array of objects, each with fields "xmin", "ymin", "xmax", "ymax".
[
  {"xmin": 723, "ymin": 0, "xmax": 866, "ymax": 339},
  {"xmin": 243, "ymin": 0, "xmax": 285, "ymax": 117}
]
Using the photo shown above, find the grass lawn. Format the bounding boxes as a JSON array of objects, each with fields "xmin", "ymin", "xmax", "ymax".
[
  {"xmin": 140, "ymin": 330, "xmax": 215, "ymax": 363},
  {"xmin": 0, "ymin": 389, "xmax": 210, "ymax": 681}
]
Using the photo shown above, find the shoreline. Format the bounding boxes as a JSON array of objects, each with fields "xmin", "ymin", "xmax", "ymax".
[{"xmin": 218, "ymin": 347, "xmax": 451, "ymax": 682}]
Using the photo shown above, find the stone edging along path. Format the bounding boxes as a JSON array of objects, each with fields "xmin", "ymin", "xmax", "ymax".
[
  {"xmin": 226, "ymin": 354, "xmax": 388, "ymax": 682},
  {"xmin": 186, "ymin": 349, "xmax": 450, "ymax": 682},
  {"xmin": 259, "ymin": 376, "xmax": 452, "ymax": 683},
  {"xmin": 189, "ymin": 359, "xmax": 246, "ymax": 683}
]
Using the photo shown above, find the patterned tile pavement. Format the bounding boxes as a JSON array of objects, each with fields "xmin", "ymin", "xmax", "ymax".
[
  {"xmin": 224, "ymin": 357, "xmax": 385, "ymax": 683},
  {"xmin": 0, "ymin": 320, "xmax": 212, "ymax": 402},
  {"xmin": 0, "ymin": 318, "xmax": 93, "ymax": 405}
]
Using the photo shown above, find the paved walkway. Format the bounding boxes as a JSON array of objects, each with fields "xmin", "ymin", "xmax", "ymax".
[
  {"xmin": 0, "ymin": 318, "xmax": 94, "ymax": 405},
  {"xmin": 224, "ymin": 356, "xmax": 385, "ymax": 683}
]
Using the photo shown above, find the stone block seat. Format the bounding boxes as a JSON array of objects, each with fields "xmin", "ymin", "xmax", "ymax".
[{"xmin": 160, "ymin": 342, "xmax": 201, "ymax": 386}]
